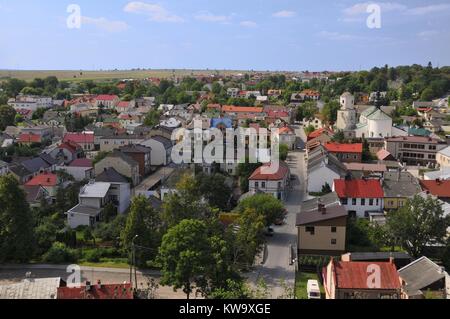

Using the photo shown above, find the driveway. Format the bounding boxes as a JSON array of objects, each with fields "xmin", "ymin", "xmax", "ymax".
[{"xmin": 245, "ymin": 125, "xmax": 307, "ymax": 298}]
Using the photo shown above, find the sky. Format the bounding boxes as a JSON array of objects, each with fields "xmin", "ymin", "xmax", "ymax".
[{"xmin": 0, "ymin": 0, "xmax": 450, "ymax": 71}]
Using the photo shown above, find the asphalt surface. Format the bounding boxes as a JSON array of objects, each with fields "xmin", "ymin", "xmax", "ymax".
[{"xmin": 245, "ymin": 125, "xmax": 307, "ymax": 298}]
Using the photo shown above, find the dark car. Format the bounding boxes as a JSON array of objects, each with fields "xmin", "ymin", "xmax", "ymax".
[{"xmin": 264, "ymin": 227, "xmax": 274, "ymax": 237}]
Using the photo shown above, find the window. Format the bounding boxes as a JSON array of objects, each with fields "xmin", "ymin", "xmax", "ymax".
[
  {"xmin": 361, "ymin": 198, "xmax": 365, "ymax": 205},
  {"xmin": 341, "ymin": 198, "xmax": 348, "ymax": 205},
  {"xmin": 305, "ymin": 226, "xmax": 315, "ymax": 235},
  {"xmin": 255, "ymin": 182, "xmax": 259, "ymax": 188},
  {"xmin": 331, "ymin": 227, "xmax": 337, "ymax": 233},
  {"xmin": 278, "ymin": 182, "xmax": 282, "ymax": 188},
  {"xmin": 331, "ymin": 239, "xmax": 337, "ymax": 245},
  {"xmin": 261, "ymin": 182, "xmax": 266, "ymax": 188},
  {"xmin": 352, "ymin": 198, "xmax": 357, "ymax": 205},
  {"xmin": 369, "ymin": 199, "xmax": 374, "ymax": 206}
]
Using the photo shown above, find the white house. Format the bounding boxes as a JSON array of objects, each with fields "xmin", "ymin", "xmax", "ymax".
[
  {"xmin": 333, "ymin": 178, "xmax": 384, "ymax": 218},
  {"xmin": 96, "ymin": 167, "xmax": 131, "ymax": 214},
  {"xmin": 140, "ymin": 136, "xmax": 173, "ymax": 166},
  {"xmin": 56, "ymin": 158, "xmax": 94, "ymax": 182},
  {"xmin": 248, "ymin": 161, "xmax": 290, "ymax": 201},
  {"xmin": 306, "ymin": 146, "xmax": 348, "ymax": 193}
]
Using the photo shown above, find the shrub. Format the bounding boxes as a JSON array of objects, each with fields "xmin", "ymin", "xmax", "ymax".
[{"xmin": 42, "ymin": 242, "xmax": 78, "ymax": 264}]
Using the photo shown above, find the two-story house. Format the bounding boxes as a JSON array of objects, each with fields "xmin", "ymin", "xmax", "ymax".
[
  {"xmin": 96, "ymin": 167, "xmax": 131, "ymax": 214},
  {"xmin": 140, "ymin": 136, "xmax": 173, "ymax": 167},
  {"xmin": 63, "ymin": 132, "xmax": 95, "ymax": 152},
  {"xmin": 95, "ymin": 150, "xmax": 140, "ymax": 186},
  {"xmin": 119, "ymin": 144, "xmax": 152, "ymax": 177},
  {"xmin": 248, "ymin": 161, "xmax": 290, "ymax": 201},
  {"xmin": 324, "ymin": 142, "xmax": 363, "ymax": 163},
  {"xmin": 296, "ymin": 192, "xmax": 348, "ymax": 255},
  {"xmin": 382, "ymin": 171, "xmax": 422, "ymax": 210},
  {"xmin": 333, "ymin": 178, "xmax": 384, "ymax": 218}
]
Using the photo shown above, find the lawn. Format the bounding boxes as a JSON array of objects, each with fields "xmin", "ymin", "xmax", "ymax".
[
  {"xmin": 295, "ymin": 272, "xmax": 324, "ymax": 299},
  {"xmin": 78, "ymin": 259, "xmax": 130, "ymax": 269}
]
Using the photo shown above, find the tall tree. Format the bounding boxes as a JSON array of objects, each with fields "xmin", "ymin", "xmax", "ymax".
[
  {"xmin": 196, "ymin": 173, "xmax": 232, "ymax": 210},
  {"xmin": 158, "ymin": 219, "xmax": 212, "ymax": 299},
  {"xmin": 237, "ymin": 193, "xmax": 285, "ymax": 227},
  {"xmin": 386, "ymin": 195, "xmax": 450, "ymax": 258},
  {"xmin": 0, "ymin": 105, "xmax": 16, "ymax": 130},
  {"xmin": 0, "ymin": 175, "xmax": 35, "ymax": 262},
  {"xmin": 122, "ymin": 196, "xmax": 162, "ymax": 265}
]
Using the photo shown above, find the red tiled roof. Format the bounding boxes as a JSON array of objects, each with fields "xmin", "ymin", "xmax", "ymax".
[
  {"xmin": 307, "ymin": 128, "xmax": 333, "ymax": 141},
  {"xmin": 376, "ymin": 149, "xmax": 393, "ymax": 160},
  {"xmin": 222, "ymin": 105, "xmax": 264, "ymax": 113},
  {"xmin": 325, "ymin": 260, "xmax": 401, "ymax": 290},
  {"xmin": 117, "ymin": 101, "xmax": 130, "ymax": 108},
  {"xmin": 25, "ymin": 173, "xmax": 58, "ymax": 187},
  {"xmin": 301, "ymin": 89, "xmax": 321, "ymax": 97},
  {"xmin": 18, "ymin": 133, "xmax": 42, "ymax": 143},
  {"xmin": 278, "ymin": 126, "xmax": 294, "ymax": 135},
  {"xmin": 69, "ymin": 158, "xmax": 93, "ymax": 168},
  {"xmin": 325, "ymin": 142, "xmax": 362, "ymax": 154},
  {"xmin": 334, "ymin": 179, "xmax": 383, "ymax": 198},
  {"xmin": 420, "ymin": 180, "xmax": 450, "ymax": 197},
  {"xmin": 59, "ymin": 141, "xmax": 81, "ymax": 153},
  {"xmin": 249, "ymin": 162, "xmax": 289, "ymax": 181},
  {"xmin": 267, "ymin": 110, "xmax": 289, "ymax": 118},
  {"xmin": 63, "ymin": 132, "xmax": 94, "ymax": 144},
  {"xmin": 96, "ymin": 94, "xmax": 119, "ymax": 101},
  {"xmin": 57, "ymin": 283, "xmax": 133, "ymax": 299}
]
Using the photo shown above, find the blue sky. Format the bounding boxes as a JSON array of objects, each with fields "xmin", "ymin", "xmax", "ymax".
[{"xmin": 0, "ymin": 0, "xmax": 449, "ymax": 71}]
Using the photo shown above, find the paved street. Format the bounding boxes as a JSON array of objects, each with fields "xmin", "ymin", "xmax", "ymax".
[{"xmin": 245, "ymin": 125, "xmax": 307, "ymax": 298}]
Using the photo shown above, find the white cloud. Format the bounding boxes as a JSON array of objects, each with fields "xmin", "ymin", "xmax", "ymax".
[
  {"xmin": 240, "ymin": 20, "xmax": 258, "ymax": 28},
  {"xmin": 81, "ymin": 16, "xmax": 129, "ymax": 32},
  {"xmin": 124, "ymin": 1, "xmax": 184, "ymax": 23},
  {"xmin": 318, "ymin": 31, "xmax": 358, "ymax": 41},
  {"xmin": 343, "ymin": 2, "xmax": 406, "ymax": 16},
  {"xmin": 194, "ymin": 11, "xmax": 231, "ymax": 23},
  {"xmin": 406, "ymin": 4, "xmax": 450, "ymax": 15},
  {"xmin": 272, "ymin": 10, "xmax": 297, "ymax": 18}
]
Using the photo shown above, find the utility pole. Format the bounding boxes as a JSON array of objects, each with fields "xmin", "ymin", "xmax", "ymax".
[{"xmin": 132, "ymin": 235, "xmax": 139, "ymax": 290}]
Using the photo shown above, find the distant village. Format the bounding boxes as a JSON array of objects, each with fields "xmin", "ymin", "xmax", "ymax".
[{"xmin": 0, "ymin": 66, "xmax": 449, "ymax": 299}]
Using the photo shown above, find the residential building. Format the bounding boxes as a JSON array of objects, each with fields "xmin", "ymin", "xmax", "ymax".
[
  {"xmin": 419, "ymin": 179, "xmax": 450, "ymax": 202},
  {"xmin": 385, "ymin": 136, "xmax": 447, "ymax": 166},
  {"xmin": 296, "ymin": 192, "xmax": 347, "ymax": 255},
  {"xmin": 322, "ymin": 258, "xmax": 402, "ymax": 299},
  {"xmin": 344, "ymin": 163, "xmax": 387, "ymax": 179},
  {"xmin": 99, "ymin": 134, "xmax": 145, "ymax": 152},
  {"xmin": 8, "ymin": 95, "xmax": 52, "ymax": 111},
  {"xmin": 436, "ymin": 146, "xmax": 450, "ymax": 168},
  {"xmin": 382, "ymin": 171, "xmax": 422, "ymax": 210},
  {"xmin": 227, "ymin": 88, "xmax": 239, "ymax": 98},
  {"xmin": 306, "ymin": 145, "xmax": 348, "ymax": 193},
  {"xmin": 140, "ymin": 136, "xmax": 173, "ymax": 166},
  {"xmin": 96, "ymin": 167, "xmax": 131, "ymax": 214},
  {"xmin": 248, "ymin": 162, "xmax": 290, "ymax": 201},
  {"xmin": 95, "ymin": 94, "xmax": 119, "ymax": 109},
  {"xmin": 63, "ymin": 132, "xmax": 95, "ymax": 152},
  {"xmin": 324, "ymin": 142, "xmax": 362, "ymax": 163},
  {"xmin": 23, "ymin": 184, "xmax": 50, "ymax": 208},
  {"xmin": 222, "ymin": 105, "xmax": 265, "ymax": 120},
  {"xmin": 120, "ymin": 144, "xmax": 152, "ymax": 177},
  {"xmin": 56, "ymin": 158, "xmax": 94, "ymax": 181},
  {"xmin": 18, "ymin": 133, "xmax": 42, "ymax": 145},
  {"xmin": 399, "ymin": 256, "xmax": 448, "ymax": 299},
  {"xmin": 0, "ymin": 160, "xmax": 9, "ymax": 176},
  {"xmin": 57, "ymin": 281, "xmax": 133, "ymax": 299},
  {"xmin": 24, "ymin": 172, "xmax": 59, "ymax": 198},
  {"xmin": 66, "ymin": 181, "xmax": 111, "ymax": 228},
  {"xmin": 333, "ymin": 178, "xmax": 384, "ymax": 218},
  {"xmin": 303, "ymin": 115, "xmax": 324, "ymax": 130},
  {"xmin": 47, "ymin": 141, "xmax": 84, "ymax": 165},
  {"xmin": 9, "ymin": 154, "xmax": 56, "ymax": 184},
  {"xmin": 341, "ymin": 252, "xmax": 412, "ymax": 269},
  {"xmin": 277, "ymin": 126, "xmax": 296, "ymax": 150},
  {"xmin": 95, "ymin": 150, "xmax": 140, "ymax": 186}
]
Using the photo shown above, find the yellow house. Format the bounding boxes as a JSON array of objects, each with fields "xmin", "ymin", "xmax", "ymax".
[
  {"xmin": 436, "ymin": 146, "xmax": 450, "ymax": 168},
  {"xmin": 382, "ymin": 171, "xmax": 422, "ymax": 211}
]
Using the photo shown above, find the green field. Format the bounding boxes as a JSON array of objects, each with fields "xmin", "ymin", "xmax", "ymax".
[{"xmin": 0, "ymin": 69, "xmax": 248, "ymax": 82}]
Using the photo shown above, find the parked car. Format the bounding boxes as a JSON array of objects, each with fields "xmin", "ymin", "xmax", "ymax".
[
  {"xmin": 264, "ymin": 227, "xmax": 274, "ymax": 237},
  {"xmin": 307, "ymin": 280, "xmax": 321, "ymax": 299}
]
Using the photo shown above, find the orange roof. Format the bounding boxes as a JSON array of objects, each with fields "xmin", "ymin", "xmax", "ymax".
[
  {"xmin": 301, "ymin": 89, "xmax": 321, "ymax": 96},
  {"xmin": 325, "ymin": 142, "xmax": 362, "ymax": 154},
  {"xmin": 222, "ymin": 105, "xmax": 264, "ymax": 113},
  {"xmin": 307, "ymin": 128, "xmax": 333, "ymax": 141},
  {"xmin": 25, "ymin": 173, "xmax": 58, "ymax": 187},
  {"xmin": 278, "ymin": 126, "xmax": 294, "ymax": 134},
  {"xmin": 18, "ymin": 133, "xmax": 42, "ymax": 144},
  {"xmin": 420, "ymin": 180, "xmax": 450, "ymax": 197},
  {"xmin": 249, "ymin": 162, "xmax": 289, "ymax": 181}
]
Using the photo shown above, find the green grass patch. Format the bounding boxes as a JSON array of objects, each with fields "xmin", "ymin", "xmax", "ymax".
[
  {"xmin": 78, "ymin": 258, "xmax": 129, "ymax": 269},
  {"xmin": 295, "ymin": 272, "xmax": 324, "ymax": 299}
]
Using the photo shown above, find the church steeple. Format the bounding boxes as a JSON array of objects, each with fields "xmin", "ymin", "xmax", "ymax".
[{"xmin": 374, "ymin": 91, "xmax": 383, "ymax": 109}]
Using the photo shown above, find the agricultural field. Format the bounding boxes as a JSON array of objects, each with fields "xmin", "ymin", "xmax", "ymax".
[{"xmin": 0, "ymin": 69, "xmax": 247, "ymax": 82}]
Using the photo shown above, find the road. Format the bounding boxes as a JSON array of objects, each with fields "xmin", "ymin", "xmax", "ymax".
[{"xmin": 245, "ymin": 125, "xmax": 307, "ymax": 298}]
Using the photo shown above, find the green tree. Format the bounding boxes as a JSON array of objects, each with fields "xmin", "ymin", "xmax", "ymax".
[
  {"xmin": 296, "ymin": 101, "xmax": 318, "ymax": 121},
  {"xmin": 122, "ymin": 195, "xmax": 162, "ymax": 265},
  {"xmin": 321, "ymin": 100, "xmax": 340, "ymax": 123},
  {"xmin": 196, "ymin": 173, "xmax": 232, "ymax": 210},
  {"xmin": 158, "ymin": 219, "xmax": 212, "ymax": 299},
  {"xmin": 143, "ymin": 109, "xmax": 162, "ymax": 127},
  {"xmin": 0, "ymin": 175, "xmax": 35, "ymax": 262},
  {"xmin": 420, "ymin": 88, "xmax": 435, "ymax": 101},
  {"xmin": 237, "ymin": 193, "xmax": 285, "ymax": 227},
  {"xmin": 304, "ymin": 125, "xmax": 315, "ymax": 136},
  {"xmin": 279, "ymin": 144, "xmax": 289, "ymax": 161},
  {"xmin": 386, "ymin": 195, "xmax": 450, "ymax": 257},
  {"xmin": 0, "ymin": 105, "xmax": 16, "ymax": 131},
  {"xmin": 236, "ymin": 161, "xmax": 262, "ymax": 192}
]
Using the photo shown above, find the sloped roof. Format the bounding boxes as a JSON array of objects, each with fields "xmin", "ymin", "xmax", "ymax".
[
  {"xmin": 334, "ymin": 179, "xmax": 384, "ymax": 198},
  {"xmin": 69, "ymin": 158, "xmax": 93, "ymax": 168},
  {"xmin": 296, "ymin": 203, "xmax": 347, "ymax": 226},
  {"xmin": 57, "ymin": 283, "xmax": 133, "ymax": 299},
  {"xmin": 96, "ymin": 167, "xmax": 129, "ymax": 183},
  {"xmin": 25, "ymin": 172, "xmax": 58, "ymax": 187},
  {"xmin": 0, "ymin": 278, "xmax": 63, "ymax": 299},
  {"xmin": 420, "ymin": 179, "xmax": 450, "ymax": 197},
  {"xmin": 222, "ymin": 105, "xmax": 264, "ymax": 113},
  {"xmin": 382, "ymin": 171, "xmax": 422, "ymax": 197},
  {"xmin": 249, "ymin": 161, "xmax": 289, "ymax": 181},
  {"xmin": 63, "ymin": 132, "xmax": 94, "ymax": 144},
  {"xmin": 325, "ymin": 142, "xmax": 362, "ymax": 154}
]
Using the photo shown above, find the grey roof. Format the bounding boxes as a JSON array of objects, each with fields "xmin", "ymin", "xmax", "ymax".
[
  {"xmin": 0, "ymin": 160, "xmax": 8, "ymax": 168},
  {"xmin": 110, "ymin": 150, "xmax": 138, "ymax": 167},
  {"xmin": 307, "ymin": 145, "xmax": 347, "ymax": 176},
  {"xmin": 151, "ymin": 135, "xmax": 173, "ymax": 149},
  {"xmin": 301, "ymin": 192, "xmax": 340, "ymax": 213},
  {"xmin": 0, "ymin": 278, "xmax": 63, "ymax": 299},
  {"xmin": 347, "ymin": 252, "xmax": 412, "ymax": 261},
  {"xmin": 20, "ymin": 157, "xmax": 50, "ymax": 174},
  {"xmin": 79, "ymin": 182, "xmax": 111, "ymax": 198},
  {"xmin": 68, "ymin": 204, "xmax": 103, "ymax": 216},
  {"xmin": 39, "ymin": 153, "xmax": 58, "ymax": 166},
  {"xmin": 382, "ymin": 171, "xmax": 422, "ymax": 197},
  {"xmin": 398, "ymin": 256, "xmax": 447, "ymax": 296},
  {"xmin": 23, "ymin": 185, "xmax": 48, "ymax": 203},
  {"xmin": 148, "ymin": 195, "xmax": 163, "ymax": 210},
  {"xmin": 8, "ymin": 163, "xmax": 32, "ymax": 177},
  {"xmin": 96, "ymin": 167, "xmax": 129, "ymax": 184},
  {"xmin": 120, "ymin": 144, "xmax": 151, "ymax": 154},
  {"xmin": 296, "ymin": 204, "xmax": 347, "ymax": 226}
]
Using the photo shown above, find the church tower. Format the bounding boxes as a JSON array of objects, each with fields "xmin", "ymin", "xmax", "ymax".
[{"xmin": 336, "ymin": 92, "xmax": 356, "ymax": 130}]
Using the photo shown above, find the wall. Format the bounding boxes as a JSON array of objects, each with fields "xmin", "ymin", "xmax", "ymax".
[
  {"xmin": 298, "ymin": 225, "xmax": 346, "ymax": 253},
  {"xmin": 307, "ymin": 166, "xmax": 340, "ymax": 193}
]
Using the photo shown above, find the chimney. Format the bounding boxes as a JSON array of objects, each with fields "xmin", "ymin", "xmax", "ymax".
[
  {"xmin": 321, "ymin": 206, "xmax": 327, "ymax": 215},
  {"xmin": 436, "ymin": 178, "xmax": 441, "ymax": 185},
  {"xmin": 85, "ymin": 281, "xmax": 91, "ymax": 291},
  {"xmin": 389, "ymin": 257, "xmax": 395, "ymax": 264},
  {"xmin": 97, "ymin": 280, "xmax": 102, "ymax": 289}
]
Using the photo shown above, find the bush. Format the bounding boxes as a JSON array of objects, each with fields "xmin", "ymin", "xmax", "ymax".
[
  {"xmin": 42, "ymin": 242, "xmax": 78, "ymax": 264},
  {"xmin": 84, "ymin": 250, "xmax": 101, "ymax": 262}
]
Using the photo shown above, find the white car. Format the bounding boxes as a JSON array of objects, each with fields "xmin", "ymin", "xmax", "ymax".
[{"xmin": 307, "ymin": 280, "xmax": 321, "ymax": 299}]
